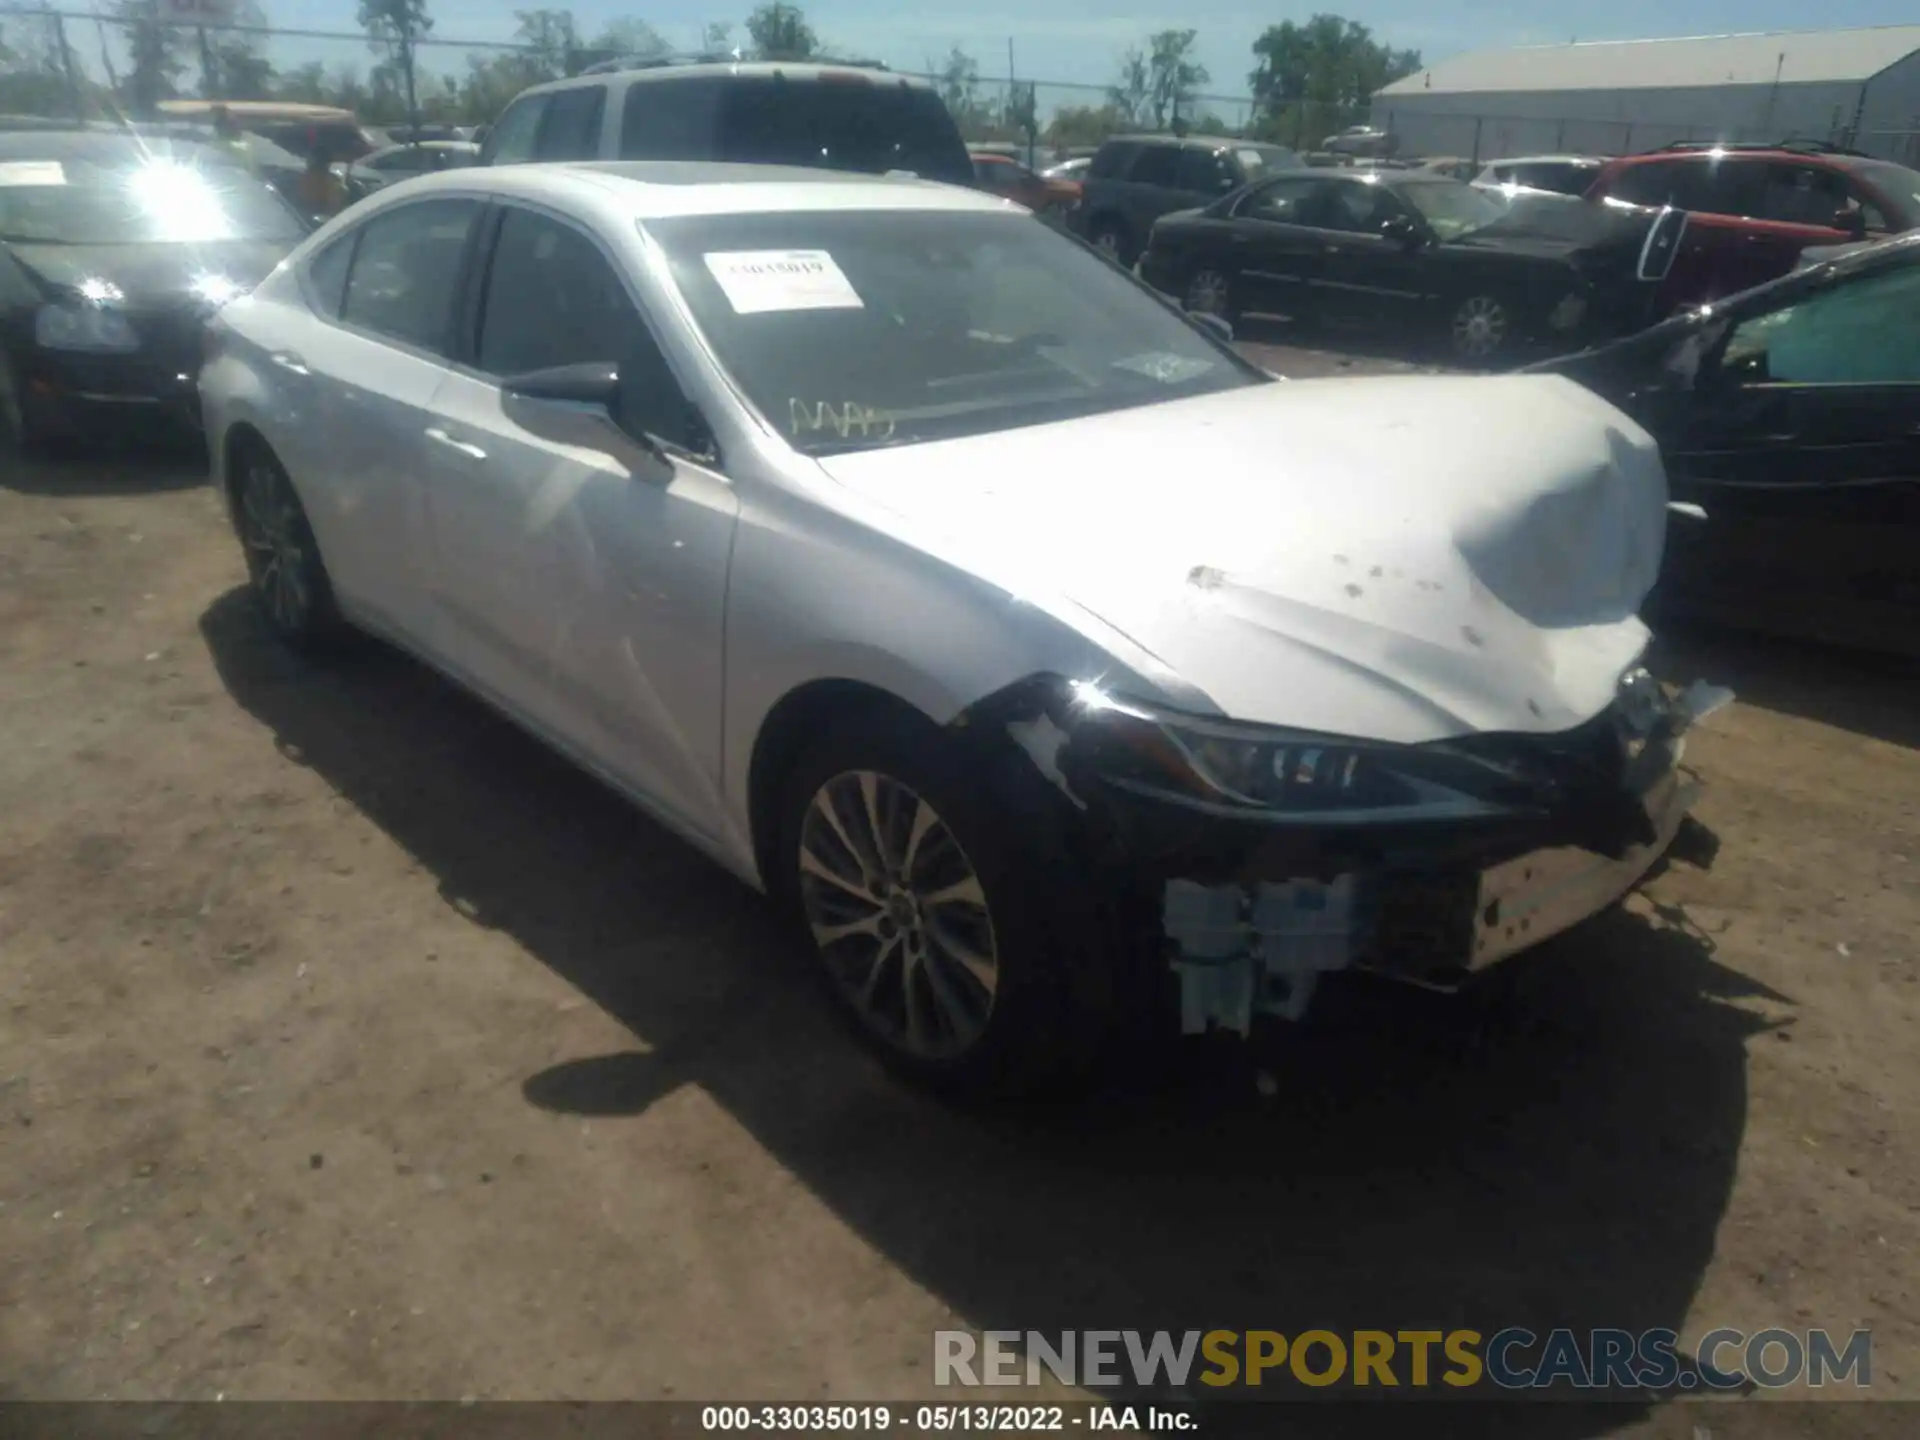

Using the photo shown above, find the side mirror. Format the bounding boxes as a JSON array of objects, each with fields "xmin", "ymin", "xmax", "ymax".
[
  {"xmin": 1380, "ymin": 214, "xmax": 1421, "ymax": 247},
  {"xmin": 503, "ymin": 361, "xmax": 620, "ymax": 413},
  {"xmin": 1831, "ymin": 206, "xmax": 1868, "ymax": 241}
]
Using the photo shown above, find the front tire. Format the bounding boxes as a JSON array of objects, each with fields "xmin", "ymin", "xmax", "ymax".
[
  {"xmin": 233, "ymin": 445, "xmax": 341, "ymax": 652},
  {"xmin": 774, "ymin": 711, "xmax": 1119, "ymax": 1097},
  {"xmin": 1090, "ymin": 219, "xmax": 1134, "ymax": 267}
]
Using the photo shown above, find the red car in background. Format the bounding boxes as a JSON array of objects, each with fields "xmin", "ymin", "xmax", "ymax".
[
  {"xmin": 1583, "ymin": 142, "xmax": 1920, "ymax": 311},
  {"xmin": 968, "ymin": 151, "xmax": 1081, "ymax": 219}
]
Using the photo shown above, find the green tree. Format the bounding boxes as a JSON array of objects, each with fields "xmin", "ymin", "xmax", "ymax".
[
  {"xmin": 1045, "ymin": 102, "xmax": 1128, "ymax": 148},
  {"xmin": 589, "ymin": 17, "xmax": 669, "ymax": 64},
  {"xmin": 208, "ymin": 2, "xmax": 275, "ymax": 101},
  {"xmin": 115, "ymin": 0, "xmax": 186, "ymax": 118},
  {"xmin": 745, "ymin": 3, "xmax": 816, "ymax": 60},
  {"xmin": 359, "ymin": 0, "xmax": 432, "ymax": 132},
  {"xmin": 514, "ymin": 7, "xmax": 579, "ymax": 78},
  {"xmin": 1106, "ymin": 47, "xmax": 1148, "ymax": 128},
  {"xmin": 0, "ymin": 15, "xmax": 79, "ymax": 117},
  {"xmin": 1146, "ymin": 28, "xmax": 1207, "ymax": 129},
  {"xmin": 700, "ymin": 21, "xmax": 733, "ymax": 55},
  {"xmin": 1247, "ymin": 14, "xmax": 1419, "ymax": 147},
  {"xmin": 277, "ymin": 59, "xmax": 329, "ymax": 103}
]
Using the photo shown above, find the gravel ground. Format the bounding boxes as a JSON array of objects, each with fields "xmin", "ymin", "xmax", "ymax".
[{"xmin": 1, "ymin": 345, "xmax": 1916, "ymax": 1434}]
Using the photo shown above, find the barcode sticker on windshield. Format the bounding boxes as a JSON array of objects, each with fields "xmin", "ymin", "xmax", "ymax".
[
  {"xmin": 703, "ymin": 250, "xmax": 863, "ymax": 314},
  {"xmin": 0, "ymin": 161, "xmax": 66, "ymax": 187}
]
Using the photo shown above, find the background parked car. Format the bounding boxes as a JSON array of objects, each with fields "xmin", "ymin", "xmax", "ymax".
[
  {"xmin": 1584, "ymin": 141, "xmax": 1920, "ymax": 306},
  {"xmin": 1138, "ymin": 169, "xmax": 1686, "ymax": 362},
  {"xmin": 156, "ymin": 100, "xmax": 383, "ymax": 164},
  {"xmin": 969, "ymin": 150, "xmax": 1079, "ymax": 219},
  {"xmin": 349, "ymin": 141, "xmax": 483, "ymax": 194},
  {"xmin": 1041, "ymin": 156, "xmax": 1091, "ymax": 182},
  {"xmin": 1538, "ymin": 233, "xmax": 1920, "ymax": 658},
  {"xmin": 477, "ymin": 58, "xmax": 973, "ymax": 187},
  {"xmin": 1474, "ymin": 154, "xmax": 1609, "ymax": 197},
  {"xmin": 0, "ymin": 130, "xmax": 306, "ymax": 451},
  {"xmin": 1070, "ymin": 134, "xmax": 1304, "ymax": 264}
]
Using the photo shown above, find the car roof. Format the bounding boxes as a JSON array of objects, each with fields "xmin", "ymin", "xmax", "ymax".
[
  {"xmin": 380, "ymin": 160, "xmax": 1015, "ymax": 219},
  {"xmin": 1486, "ymin": 155, "xmax": 1605, "ymax": 166},
  {"xmin": 511, "ymin": 60, "xmax": 940, "ymax": 99},
  {"xmin": 1102, "ymin": 134, "xmax": 1289, "ymax": 152},
  {"xmin": 1612, "ymin": 147, "xmax": 1839, "ymax": 167}
]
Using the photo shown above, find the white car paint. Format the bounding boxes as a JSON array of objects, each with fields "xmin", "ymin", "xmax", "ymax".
[{"xmin": 202, "ymin": 161, "xmax": 1670, "ymax": 899}]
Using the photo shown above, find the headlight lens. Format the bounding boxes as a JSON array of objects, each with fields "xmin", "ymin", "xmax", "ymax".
[
  {"xmin": 36, "ymin": 302, "xmax": 140, "ymax": 354},
  {"xmin": 1064, "ymin": 682, "xmax": 1528, "ymax": 823}
]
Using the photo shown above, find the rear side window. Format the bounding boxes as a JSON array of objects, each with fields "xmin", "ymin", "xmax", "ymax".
[
  {"xmin": 535, "ymin": 86, "xmax": 607, "ymax": 161},
  {"xmin": 1128, "ymin": 147, "xmax": 1180, "ymax": 186},
  {"xmin": 483, "ymin": 94, "xmax": 547, "ymax": 165},
  {"xmin": 711, "ymin": 77, "xmax": 971, "ymax": 186},
  {"xmin": 621, "ymin": 77, "xmax": 720, "ymax": 159},
  {"xmin": 339, "ymin": 199, "xmax": 481, "ymax": 353},
  {"xmin": 305, "ymin": 233, "xmax": 355, "ymax": 317},
  {"xmin": 1510, "ymin": 161, "xmax": 1594, "ymax": 196}
]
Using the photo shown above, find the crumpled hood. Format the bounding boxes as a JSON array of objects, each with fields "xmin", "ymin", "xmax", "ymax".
[
  {"xmin": 5, "ymin": 240, "xmax": 289, "ymax": 307},
  {"xmin": 814, "ymin": 375, "xmax": 1668, "ymax": 745}
]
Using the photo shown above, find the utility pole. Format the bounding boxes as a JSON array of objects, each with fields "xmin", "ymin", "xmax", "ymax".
[
  {"xmin": 48, "ymin": 10, "xmax": 85, "ymax": 120},
  {"xmin": 197, "ymin": 25, "xmax": 219, "ymax": 99}
]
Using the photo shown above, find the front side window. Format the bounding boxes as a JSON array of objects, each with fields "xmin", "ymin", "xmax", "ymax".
[
  {"xmin": 1127, "ymin": 147, "xmax": 1181, "ymax": 187},
  {"xmin": 1722, "ymin": 264, "xmax": 1920, "ymax": 386},
  {"xmin": 1608, "ymin": 159, "xmax": 1711, "ymax": 211},
  {"xmin": 339, "ymin": 198, "xmax": 481, "ymax": 353},
  {"xmin": 1087, "ymin": 142, "xmax": 1137, "ymax": 180},
  {"xmin": 1320, "ymin": 181, "xmax": 1403, "ymax": 234},
  {"xmin": 478, "ymin": 207, "xmax": 701, "ymax": 450},
  {"xmin": 483, "ymin": 94, "xmax": 547, "ymax": 165},
  {"xmin": 1175, "ymin": 148, "xmax": 1236, "ymax": 196},
  {"xmin": 647, "ymin": 209, "xmax": 1265, "ymax": 456},
  {"xmin": 535, "ymin": 87, "xmax": 606, "ymax": 161},
  {"xmin": 306, "ymin": 232, "xmax": 355, "ymax": 317},
  {"xmin": 1843, "ymin": 160, "xmax": 1920, "ymax": 231}
]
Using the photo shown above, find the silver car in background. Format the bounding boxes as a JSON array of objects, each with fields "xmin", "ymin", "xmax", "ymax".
[{"xmin": 200, "ymin": 162, "xmax": 1724, "ymax": 1095}]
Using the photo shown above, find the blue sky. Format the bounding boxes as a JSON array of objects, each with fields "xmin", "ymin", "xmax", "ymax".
[{"xmin": 271, "ymin": 0, "xmax": 1917, "ymax": 100}]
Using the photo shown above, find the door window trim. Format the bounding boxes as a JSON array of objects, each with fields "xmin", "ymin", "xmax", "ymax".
[
  {"xmin": 455, "ymin": 197, "xmax": 722, "ymax": 468},
  {"xmin": 300, "ymin": 193, "xmax": 490, "ymax": 365}
]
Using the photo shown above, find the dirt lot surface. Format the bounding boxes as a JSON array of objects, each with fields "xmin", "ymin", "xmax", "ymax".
[{"xmin": 2, "ymin": 341, "xmax": 1917, "ymax": 1435}]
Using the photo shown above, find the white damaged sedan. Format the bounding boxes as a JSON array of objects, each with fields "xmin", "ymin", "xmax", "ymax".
[{"xmin": 201, "ymin": 161, "xmax": 1728, "ymax": 1093}]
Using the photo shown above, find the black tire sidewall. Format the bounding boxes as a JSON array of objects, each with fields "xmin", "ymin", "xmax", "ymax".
[{"xmin": 772, "ymin": 711, "xmax": 1114, "ymax": 1097}]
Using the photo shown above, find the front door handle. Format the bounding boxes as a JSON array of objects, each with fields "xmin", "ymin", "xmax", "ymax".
[
  {"xmin": 270, "ymin": 351, "xmax": 310, "ymax": 376},
  {"xmin": 424, "ymin": 426, "xmax": 488, "ymax": 462}
]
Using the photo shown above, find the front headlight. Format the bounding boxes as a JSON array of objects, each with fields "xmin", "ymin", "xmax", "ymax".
[
  {"xmin": 1063, "ymin": 682, "xmax": 1529, "ymax": 824},
  {"xmin": 36, "ymin": 302, "xmax": 140, "ymax": 354}
]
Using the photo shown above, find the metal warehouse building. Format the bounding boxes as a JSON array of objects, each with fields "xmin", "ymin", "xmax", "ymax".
[{"xmin": 1372, "ymin": 25, "xmax": 1920, "ymax": 165}]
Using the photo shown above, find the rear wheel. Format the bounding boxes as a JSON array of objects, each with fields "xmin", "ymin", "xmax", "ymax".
[
  {"xmin": 0, "ymin": 348, "xmax": 40, "ymax": 460},
  {"xmin": 1184, "ymin": 266, "xmax": 1237, "ymax": 329},
  {"xmin": 233, "ymin": 445, "xmax": 342, "ymax": 651},
  {"xmin": 1447, "ymin": 293, "xmax": 1513, "ymax": 363},
  {"xmin": 775, "ymin": 711, "xmax": 1121, "ymax": 1097}
]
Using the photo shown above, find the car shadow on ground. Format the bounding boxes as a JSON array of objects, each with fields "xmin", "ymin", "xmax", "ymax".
[
  {"xmin": 200, "ymin": 587, "xmax": 1787, "ymax": 1438},
  {"xmin": 3, "ymin": 440, "xmax": 209, "ymax": 498},
  {"xmin": 1649, "ymin": 622, "xmax": 1920, "ymax": 753}
]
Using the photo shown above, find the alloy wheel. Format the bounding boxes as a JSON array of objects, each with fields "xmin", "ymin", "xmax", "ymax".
[
  {"xmin": 238, "ymin": 462, "xmax": 312, "ymax": 634},
  {"xmin": 1094, "ymin": 228, "xmax": 1123, "ymax": 258},
  {"xmin": 1451, "ymin": 295, "xmax": 1509, "ymax": 359},
  {"xmin": 797, "ymin": 769, "xmax": 1000, "ymax": 1061},
  {"xmin": 1185, "ymin": 268, "xmax": 1231, "ymax": 320}
]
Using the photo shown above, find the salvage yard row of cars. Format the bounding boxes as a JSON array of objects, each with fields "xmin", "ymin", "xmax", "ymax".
[{"xmin": 1, "ymin": 70, "xmax": 1915, "ymax": 1092}]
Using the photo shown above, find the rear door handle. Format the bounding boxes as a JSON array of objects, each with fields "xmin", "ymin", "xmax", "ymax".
[
  {"xmin": 424, "ymin": 426, "xmax": 487, "ymax": 462},
  {"xmin": 270, "ymin": 351, "xmax": 309, "ymax": 376}
]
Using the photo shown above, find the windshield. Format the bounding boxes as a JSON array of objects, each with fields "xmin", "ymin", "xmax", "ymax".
[
  {"xmin": 1400, "ymin": 178, "xmax": 1509, "ymax": 240},
  {"xmin": 717, "ymin": 80, "xmax": 972, "ymax": 187},
  {"xmin": 0, "ymin": 155, "xmax": 304, "ymax": 245},
  {"xmin": 1847, "ymin": 159, "xmax": 1920, "ymax": 230},
  {"xmin": 648, "ymin": 210, "xmax": 1264, "ymax": 456},
  {"xmin": 1235, "ymin": 145, "xmax": 1300, "ymax": 179}
]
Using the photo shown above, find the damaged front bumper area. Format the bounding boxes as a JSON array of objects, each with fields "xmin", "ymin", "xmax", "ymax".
[{"xmin": 969, "ymin": 671, "xmax": 1732, "ymax": 1038}]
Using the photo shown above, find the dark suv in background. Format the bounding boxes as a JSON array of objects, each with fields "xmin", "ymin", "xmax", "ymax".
[
  {"xmin": 477, "ymin": 58, "xmax": 973, "ymax": 187},
  {"xmin": 1070, "ymin": 134, "xmax": 1303, "ymax": 263}
]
